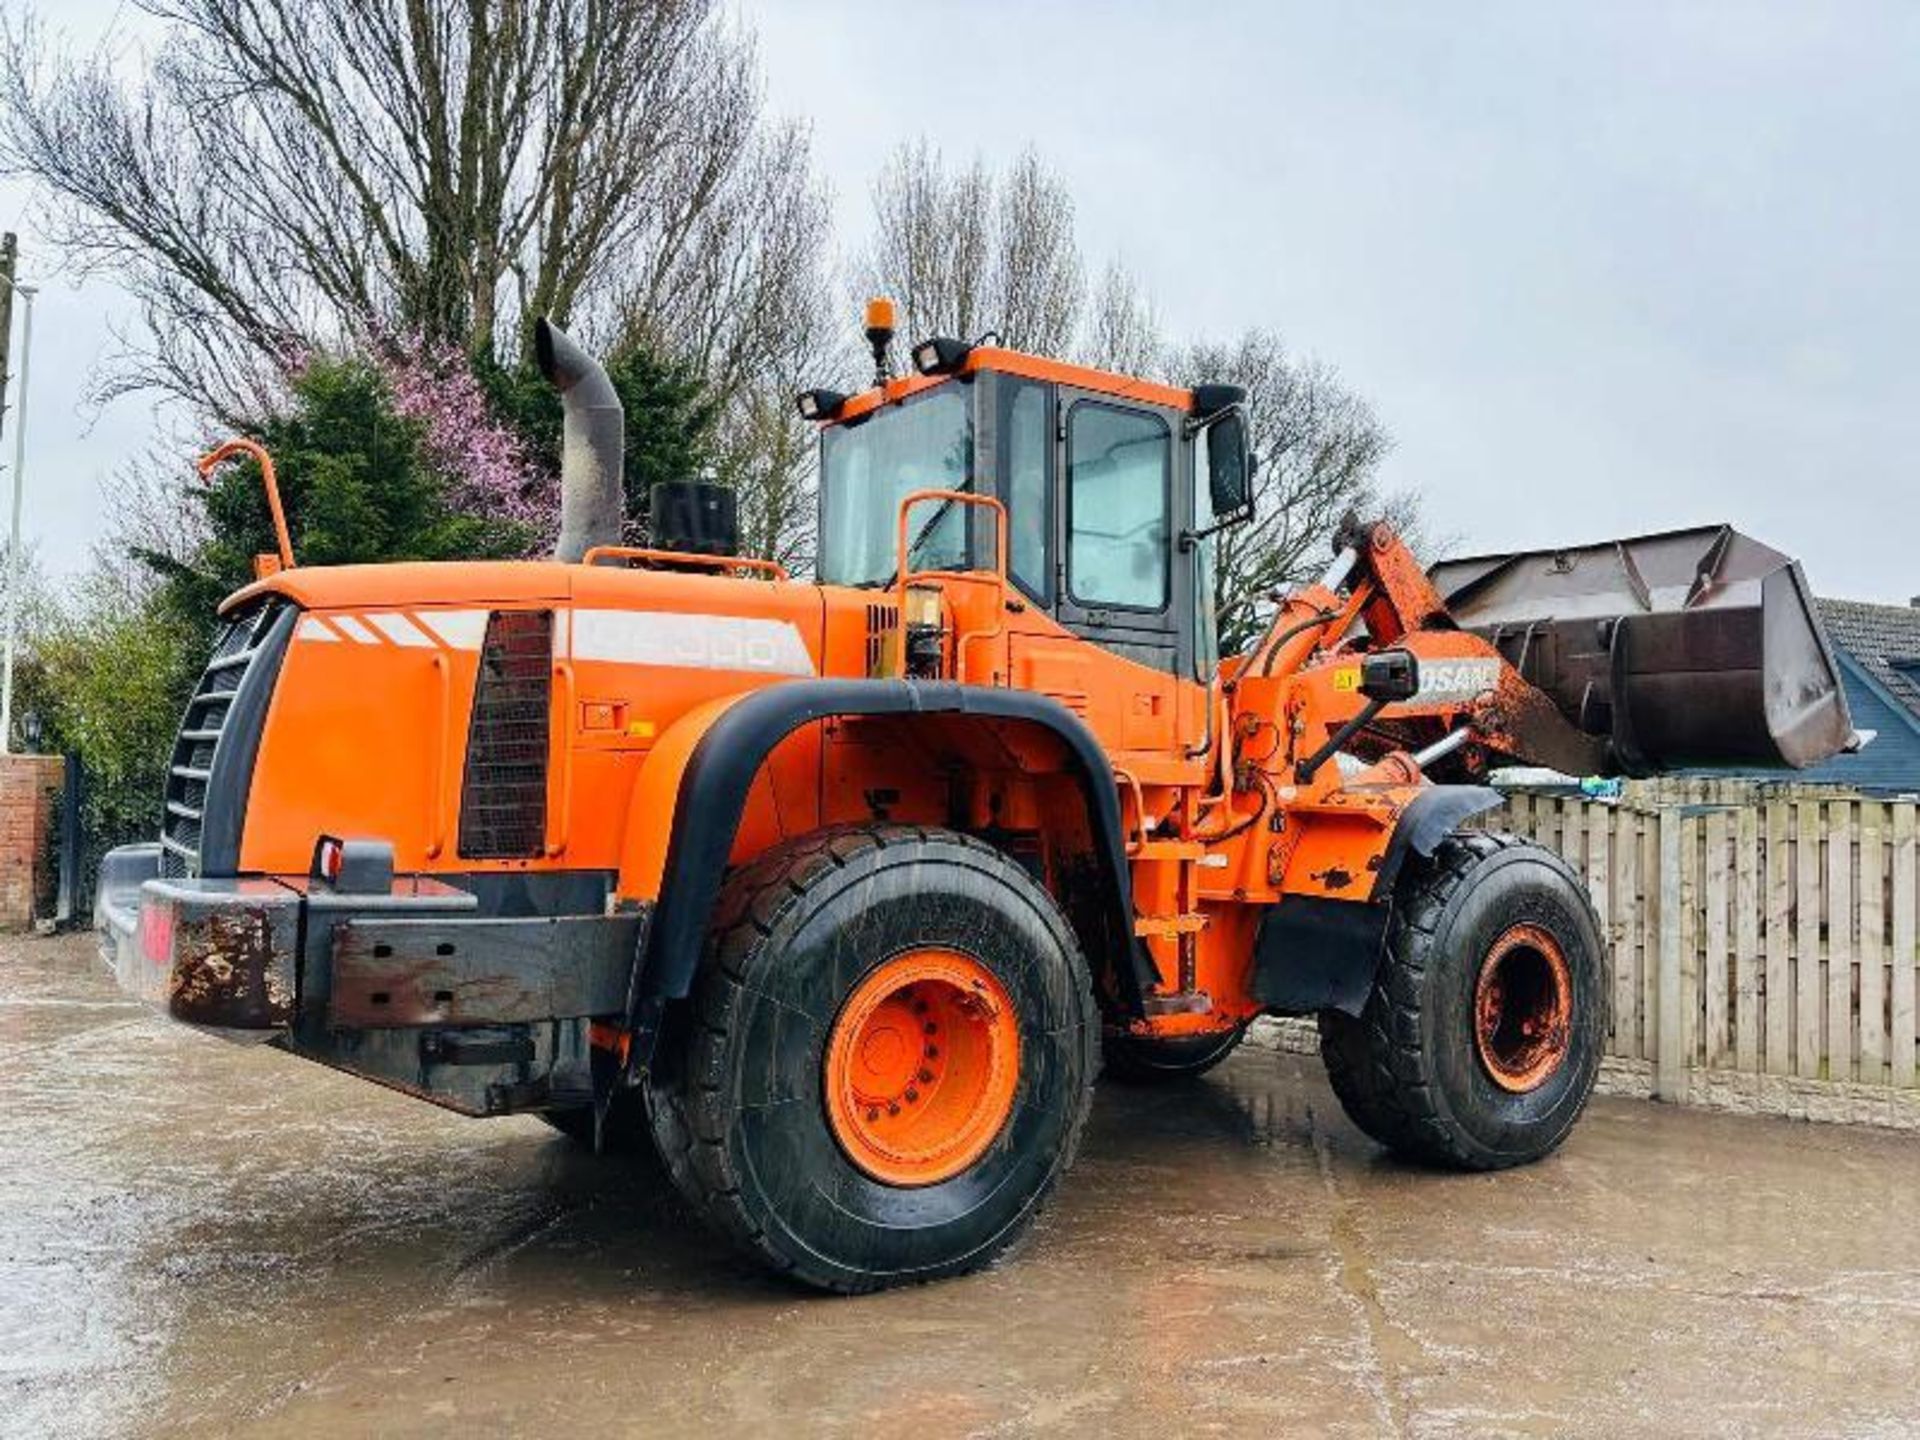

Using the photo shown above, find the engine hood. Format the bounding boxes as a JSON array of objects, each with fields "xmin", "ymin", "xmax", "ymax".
[{"xmin": 223, "ymin": 560, "xmax": 579, "ymax": 616}]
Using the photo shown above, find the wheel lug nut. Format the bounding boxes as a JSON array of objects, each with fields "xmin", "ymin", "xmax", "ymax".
[
  {"xmin": 924, "ymin": 1023, "xmax": 937, "ymax": 1035},
  {"xmin": 925, "ymin": 1045, "xmax": 939, "ymax": 1059},
  {"xmin": 918, "ymin": 1068, "xmax": 933, "ymax": 1083},
  {"xmin": 887, "ymin": 1103, "xmax": 900, "ymax": 1116},
  {"xmin": 913, "ymin": 1000, "xmax": 929, "ymax": 1015},
  {"xmin": 905, "ymin": 1088, "xmax": 919, "ymax": 1103},
  {"xmin": 866, "ymin": 1108, "xmax": 880, "ymax": 1122}
]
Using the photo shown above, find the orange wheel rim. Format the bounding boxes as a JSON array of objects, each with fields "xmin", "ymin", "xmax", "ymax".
[
  {"xmin": 1473, "ymin": 923, "xmax": 1573, "ymax": 1093},
  {"xmin": 824, "ymin": 948, "xmax": 1021, "ymax": 1187}
]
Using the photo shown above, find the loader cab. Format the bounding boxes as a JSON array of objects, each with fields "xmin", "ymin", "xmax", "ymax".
[{"xmin": 811, "ymin": 346, "xmax": 1251, "ymax": 692}]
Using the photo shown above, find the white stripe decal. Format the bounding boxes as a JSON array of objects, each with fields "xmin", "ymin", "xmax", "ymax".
[
  {"xmin": 571, "ymin": 610, "xmax": 815, "ymax": 676},
  {"xmin": 295, "ymin": 616, "xmax": 339, "ymax": 643},
  {"xmin": 331, "ymin": 614, "xmax": 380, "ymax": 644},
  {"xmin": 411, "ymin": 609, "xmax": 491, "ymax": 651},
  {"xmin": 367, "ymin": 611, "xmax": 437, "ymax": 648}
]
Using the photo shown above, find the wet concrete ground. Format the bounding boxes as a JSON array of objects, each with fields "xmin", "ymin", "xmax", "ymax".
[{"xmin": 5, "ymin": 931, "xmax": 1920, "ymax": 1439}]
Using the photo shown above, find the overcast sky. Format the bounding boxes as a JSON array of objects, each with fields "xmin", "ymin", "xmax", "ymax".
[{"xmin": 4, "ymin": 2, "xmax": 1917, "ymax": 602}]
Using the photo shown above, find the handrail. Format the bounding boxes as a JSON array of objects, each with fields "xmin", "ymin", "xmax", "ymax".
[
  {"xmin": 547, "ymin": 660, "xmax": 575, "ymax": 858},
  {"xmin": 197, "ymin": 438, "xmax": 294, "ymax": 571},
  {"xmin": 893, "ymin": 489, "xmax": 1009, "ymax": 681},
  {"xmin": 425, "ymin": 652, "xmax": 450, "ymax": 860},
  {"xmin": 582, "ymin": 545, "xmax": 789, "ymax": 581},
  {"xmin": 1112, "ymin": 765, "xmax": 1150, "ymax": 856}
]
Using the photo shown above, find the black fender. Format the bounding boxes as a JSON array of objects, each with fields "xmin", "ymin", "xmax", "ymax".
[
  {"xmin": 624, "ymin": 679, "xmax": 1154, "ymax": 1065},
  {"xmin": 1369, "ymin": 784, "xmax": 1504, "ymax": 902},
  {"xmin": 1252, "ymin": 784, "xmax": 1503, "ymax": 1016}
]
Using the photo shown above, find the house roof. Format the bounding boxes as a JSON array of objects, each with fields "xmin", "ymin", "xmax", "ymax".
[{"xmin": 1817, "ymin": 598, "xmax": 1920, "ymax": 718}]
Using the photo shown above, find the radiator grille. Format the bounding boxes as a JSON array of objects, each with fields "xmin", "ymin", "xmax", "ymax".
[
  {"xmin": 159, "ymin": 601, "xmax": 284, "ymax": 878},
  {"xmin": 458, "ymin": 609, "xmax": 552, "ymax": 860}
]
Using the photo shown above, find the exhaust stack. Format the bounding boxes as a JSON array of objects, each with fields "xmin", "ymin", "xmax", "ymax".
[{"xmin": 534, "ymin": 318, "xmax": 625, "ymax": 561}]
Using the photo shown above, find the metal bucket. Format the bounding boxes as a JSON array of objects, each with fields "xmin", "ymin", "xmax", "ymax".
[{"xmin": 1428, "ymin": 525, "xmax": 1854, "ymax": 775}]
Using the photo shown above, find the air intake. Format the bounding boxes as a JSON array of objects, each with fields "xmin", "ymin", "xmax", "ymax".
[
  {"xmin": 649, "ymin": 481, "xmax": 739, "ymax": 557},
  {"xmin": 458, "ymin": 610, "xmax": 553, "ymax": 859},
  {"xmin": 159, "ymin": 600, "xmax": 294, "ymax": 878}
]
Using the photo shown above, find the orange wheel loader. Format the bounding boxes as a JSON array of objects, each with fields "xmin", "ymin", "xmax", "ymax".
[{"xmin": 95, "ymin": 304, "xmax": 1856, "ymax": 1292}]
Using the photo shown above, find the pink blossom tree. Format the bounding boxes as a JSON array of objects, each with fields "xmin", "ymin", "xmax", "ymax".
[{"xmin": 379, "ymin": 333, "xmax": 559, "ymax": 553}]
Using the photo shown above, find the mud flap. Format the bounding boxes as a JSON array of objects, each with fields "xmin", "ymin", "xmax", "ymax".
[
  {"xmin": 1255, "ymin": 786, "xmax": 1503, "ymax": 1015},
  {"xmin": 594, "ymin": 909, "xmax": 657, "ymax": 1152},
  {"xmin": 1251, "ymin": 895, "xmax": 1393, "ymax": 1015},
  {"xmin": 591, "ymin": 1036, "xmax": 623, "ymax": 1154}
]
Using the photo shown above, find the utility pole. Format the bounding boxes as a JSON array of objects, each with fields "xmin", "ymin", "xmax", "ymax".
[
  {"xmin": 0, "ymin": 233, "xmax": 16, "ymax": 452},
  {"xmin": 0, "ymin": 234, "xmax": 34, "ymax": 755}
]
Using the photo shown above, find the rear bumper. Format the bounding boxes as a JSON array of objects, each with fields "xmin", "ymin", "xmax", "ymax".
[
  {"xmin": 93, "ymin": 843, "xmax": 647, "ymax": 1116},
  {"xmin": 94, "ymin": 842, "xmax": 477, "ymax": 1037},
  {"xmin": 96, "ymin": 844, "xmax": 301, "ymax": 1037}
]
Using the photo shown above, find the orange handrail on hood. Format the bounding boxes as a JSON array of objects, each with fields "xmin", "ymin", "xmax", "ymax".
[{"xmin": 198, "ymin": 437, "xmax": 295, "ymax": 574}]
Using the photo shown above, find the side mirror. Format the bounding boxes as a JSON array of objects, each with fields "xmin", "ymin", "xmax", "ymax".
[
  {"xmin": 1359, "ymin": 649, "xmax": 1420, "ymax": 704},
  {"xmin": 1297, "ymin": 646, "xmax": 1423, "ymax": 782},
  {"xmin": 1203, "ymin": 407, "xmax": 1255, "ymax": 526}
]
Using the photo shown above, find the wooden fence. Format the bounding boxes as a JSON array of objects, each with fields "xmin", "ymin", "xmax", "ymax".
[{"xmin": 1491, "ymin": 779, "xmax": 1920, "ymax": 1121}]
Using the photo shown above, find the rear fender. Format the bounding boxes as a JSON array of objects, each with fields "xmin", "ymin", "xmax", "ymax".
[{"xmin": 616, "ymin": 680, "xmax": 1153, "ymax": 1062}]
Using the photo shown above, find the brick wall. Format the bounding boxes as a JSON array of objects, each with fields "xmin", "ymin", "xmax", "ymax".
[{"xmin": 0, "ymin": 754, "xmax": 64, "ymax": 931}]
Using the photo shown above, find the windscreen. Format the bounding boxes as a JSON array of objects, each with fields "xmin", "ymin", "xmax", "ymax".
[{"xmin": 818, "ymin": 385, "xmax": 974, "ymax": 587}]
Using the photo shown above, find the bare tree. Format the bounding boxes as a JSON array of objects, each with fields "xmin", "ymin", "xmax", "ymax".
[
  {"xmin": 991, "ymin": 151, "xmax": 1082, "ymax": 355},
  {"xmin": 1079, "ymin": 259, "xmax": 1163, "ymax": 376},
  {"xmin": 615, "ymin": 115, "xmax": 835, "ymax": 563},
  {"xmin": 717, "ymin": 379, "xmax": 817, "ymax": 572},
  {"xmin": 0, "ymin": 1, "xmax": 828, "ymax": 426},
  {"xmin": 1172, "ymin": 331, "xmax": 1414, "ymax": 654},
  {"xmin": 854, "ymin": 140, "xmax": 1084, "ymax": 355},
  {"xmin": 848, "ymin": 143, "xmax": 1421, "ymax": 639}
]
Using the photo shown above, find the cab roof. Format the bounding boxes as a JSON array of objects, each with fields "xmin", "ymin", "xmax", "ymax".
[{"xmin": 834, "ymin": 345, "xmax": 1193, "ymax": 423}]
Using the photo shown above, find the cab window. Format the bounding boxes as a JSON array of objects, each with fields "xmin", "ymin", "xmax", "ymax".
[
  {"xmin": 1067, "ymin": 403, "xmax": 1169, "ymax": 611},
  {"xmin": 1000, "ymin": 377, "xmax": 1052, "ymax": 603},
  {"xmin": 818, "ymin": 385, "xmax": 973, "ymax": 587}
]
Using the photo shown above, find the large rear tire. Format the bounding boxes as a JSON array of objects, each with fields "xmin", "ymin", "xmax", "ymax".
[
  {"xmin": 645, "ymin": 825, "xmax": 1099, "ymax": 1293},
  {"xmin": 1318, "ymin": 831, "xmax": 1603, "ymax": 1170},
  {"xmin": 1102, "ymin": 1026, "xmax": 1246, "ymax": 1083}
]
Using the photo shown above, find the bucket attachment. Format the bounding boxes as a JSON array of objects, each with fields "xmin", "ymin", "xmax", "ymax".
[{"xmin": 1428, "ymin": 525, "xmax": 1854, "ymax": 776}]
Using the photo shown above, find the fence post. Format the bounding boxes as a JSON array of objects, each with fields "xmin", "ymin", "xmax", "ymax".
[{"xmin": 1653, "ymin": 805, "xmax": 1688, "ymax": 1101}]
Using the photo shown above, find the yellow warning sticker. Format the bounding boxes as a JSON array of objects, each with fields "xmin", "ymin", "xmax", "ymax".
[{"xmin": 1332, "ymin": 668, "xmax": 1361, "ymax": 692}]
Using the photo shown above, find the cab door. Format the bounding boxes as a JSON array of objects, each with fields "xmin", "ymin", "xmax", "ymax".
[{"xmin": 1001, "ymin": 382, "xmax": 1199, "ymax": 760}]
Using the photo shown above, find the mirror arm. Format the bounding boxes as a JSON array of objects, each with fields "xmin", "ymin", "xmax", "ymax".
[
  {"xmin": 1297, "ymin": 698, "xmax": 1387, "ymax": 783},
  {"xmin": 1178, "ymin": 515, "xmax": 1245, "ymax": 549}
]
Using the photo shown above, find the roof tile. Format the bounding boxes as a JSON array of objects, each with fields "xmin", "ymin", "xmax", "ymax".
[{"xmin": 1816, "ymin": 597, "xmax": 1920, "ymax": 716}]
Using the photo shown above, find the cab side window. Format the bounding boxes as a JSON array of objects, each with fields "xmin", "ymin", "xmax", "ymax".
[
  {"xmin": 1068, "ymin": 403, "xmax": 1170, "ymax": 611},
  {"xmin": 1001, "ymin": 378, "xmax": 1052, "ymax": 603}
]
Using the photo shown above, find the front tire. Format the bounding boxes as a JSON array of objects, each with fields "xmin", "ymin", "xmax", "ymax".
[
  {"xmin": 1318, "ymin": 832, "xmax": 1604, "ymax": 1170},
  {"xmin": 646, "ymin": 825, "xmax": 1100, "ymax": 1293}
]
